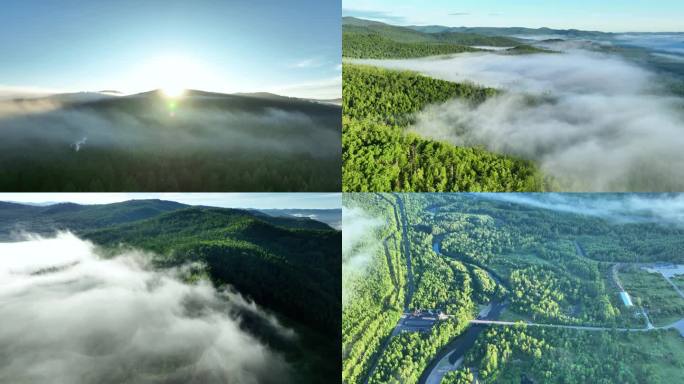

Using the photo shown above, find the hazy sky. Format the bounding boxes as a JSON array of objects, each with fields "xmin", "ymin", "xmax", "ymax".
[
  {"xmin": 343, "ymin": 0, "xmax": 684, "ymax": 32},
  {"xmin": 0, "ymin": 0, "xmax": 341, "ymax": 98},
  {"xmin": 0, "ymin": 193, "xmax": 341, "ymax": 209}
]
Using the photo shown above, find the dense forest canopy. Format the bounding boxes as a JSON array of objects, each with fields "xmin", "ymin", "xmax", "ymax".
[
  {"xmin": 0, "ymin": 199, "xmax": 341, "ymax": 383},
  {"xmin": 342, "ymin": 17, "xmax": 552, "ymax": 59},
  {"xmin": 342, "ymin": 65, "xmax": 545, "ymax": 192},
  {"xmin": 342, "ymin": 193, "xmax": 684, "ymax": 384}
]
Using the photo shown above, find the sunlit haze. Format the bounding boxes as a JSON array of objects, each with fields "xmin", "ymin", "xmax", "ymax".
[{"xmin": 0, "ymin": 0, "xmax": 341, "ymax": 99}]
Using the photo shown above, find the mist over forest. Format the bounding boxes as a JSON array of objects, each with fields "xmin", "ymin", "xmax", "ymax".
[
  {"xmin": 0, "ymin": 91, "xmax": 342, "ymax": 191},
  {"xmin": 355, "ymin": 37, "xmax": 684, "ymax": 191},
  {"xmin": 342, "ymin": 206, "xmax": 382, "ymax": 305},
  {"xmin": 0, "ymin": 233, "xmax": 292, "ymax": 384}
]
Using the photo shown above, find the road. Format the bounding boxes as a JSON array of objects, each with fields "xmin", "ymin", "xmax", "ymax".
[
  {"xmin": 663, "ymin": 275, "xmax": 684, "ymax": 300},
  {"xmin": 364, "ymin": 193, "xmax": 415, "ymax": 384},
  {"xmin": 395, "ymin": 193, "xmax": 414, "ymax": 311},
  {"xmin": 422, "ymin": 238, "xmax": 684, "ymax": 383}
]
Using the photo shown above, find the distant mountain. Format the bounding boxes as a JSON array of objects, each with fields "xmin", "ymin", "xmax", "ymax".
[
  {"xmin": 0, "ymin": 199, "xmax": 187, "ymax": 237},
  {"xmin": 342, "ymin": 16, "xmax": 615, "ymax": 41},
  {"xmin": 407, "ymin": 24, "xmax": 612, "ymax": 39},
  {"xmin": 343, "ymin": 16, "xmax": 521, "ymax": 46},
  {"xmin": 260, "ymin": 208, "xmax": 342, "ymax": 229}
]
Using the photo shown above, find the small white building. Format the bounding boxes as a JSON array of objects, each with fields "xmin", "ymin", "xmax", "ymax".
[{"xmin": 620, "ymin": 291, "xmax": 634, "ymax": 307}]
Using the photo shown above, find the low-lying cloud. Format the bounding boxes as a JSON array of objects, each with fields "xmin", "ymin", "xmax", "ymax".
[
  {"xmin": 0, "ymin": 233, "xmax": 291, "ymax": 384},
  {"xmin": 342, "ymin": 206, "xmax": 382, "ymax": 305},
  {"xmin": 478, "ymin": 193, "xmax": 684, "ymax": 225},
  {"xmin": 0, "ymin": 95, "xmax": 341, "ymax": 158},
  {"xmin": 357, "ymin": 48, "xmax": 684, "ymax": 191}
]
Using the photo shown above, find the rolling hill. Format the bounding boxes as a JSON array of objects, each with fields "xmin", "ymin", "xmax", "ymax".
[
  {"xmin": 0, "ymin": 199, "xmax": 341, "ymax": 383},
  {"xmin": 342, "ymin": 17, "xmax": 528, "ymax": 59},
  {"xmin": 0, "ymin": 90, "xmax": 342, "ymax": 191}
]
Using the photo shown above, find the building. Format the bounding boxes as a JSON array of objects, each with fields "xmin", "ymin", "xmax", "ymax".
[{"xmin": 620, "ymin": 291, "xmax": 634, "ymax": 307}]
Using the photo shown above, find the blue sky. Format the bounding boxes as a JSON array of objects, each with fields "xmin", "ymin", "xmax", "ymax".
[
  {"xmin": 343, "ymin": 0, "xmax": 684, "ymax": 32},
  {"xmin": 0, "ymin": 193, "xmax": 341, "ymax": 209},
  {"xmin": 0, "ymin": 0, "xmax": 341, "ymax": 98}
]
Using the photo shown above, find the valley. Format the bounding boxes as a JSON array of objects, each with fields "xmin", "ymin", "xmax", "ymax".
[
  {"xmin": 342, "ymin": 193, "xmax": 684, "ymax": 384},
  {"xmin": 342, "ymin": 16, "xmax": 684, "ymax": 192}
]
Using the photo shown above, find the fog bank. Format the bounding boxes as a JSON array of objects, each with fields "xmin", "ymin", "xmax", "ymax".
[
  {"xmin": 0, "ymin": 233, "xmax": 291, "ymax": 384},
  {"xmin": 358, "ymin": 49, "xmax": 684, "ymax": 191},
  {"xmin": 479, "ymin": 193, "xmax": 684, "ymax": 225},
  {"xmin": 0, "ymin": 96, "xmax": 341, "ymax": 158},
  {"xmin": 342, "ymin": 206, "xmax": 382, "ymax": 305}
]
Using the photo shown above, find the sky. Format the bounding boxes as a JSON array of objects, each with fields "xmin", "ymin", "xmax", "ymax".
[
  {"xmin": 0, "ymin": 0, "xmax": 341, "ymax": 99},
  {"xmin": 0, "ymin": 193, "xmax": 341, "ymax": 209},
  {"xmin": 343, "ymin": 0, "xmax": 684, "ymax": 32}
]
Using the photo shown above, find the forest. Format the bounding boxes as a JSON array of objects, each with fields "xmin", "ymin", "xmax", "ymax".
[
  {"xmin": 342, "ymin": 193, "xmax": 684, "ymax": 384},
  {"xmin": 342, "ymin": 65, "xmax": 545, "ymax": 192},
  {"xmin": 0, "ymin": 91, "xmax": 341, "ymax": 191},
  {"xmin": 0, "ymin": 199, "xmax": 341, "ymax": 383},
  {"xmin": 342, "ymin": 17, "xmax": 528, "ymax": 59}
]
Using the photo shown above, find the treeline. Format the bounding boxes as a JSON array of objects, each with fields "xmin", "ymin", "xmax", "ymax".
[{"xmin": 342, "ymin": 65, "xmax": 545, "ymax": 192}]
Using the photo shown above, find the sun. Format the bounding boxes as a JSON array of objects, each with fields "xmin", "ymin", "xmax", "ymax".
[
  {"xmin": 161, "ymin": 86, "xmax": 185, "ymax": 98},
  {"xmin": 136, "ymin": 55, "xmax": 207, "ymax": 97}
]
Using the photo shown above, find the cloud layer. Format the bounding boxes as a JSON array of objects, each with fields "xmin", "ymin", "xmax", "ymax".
[
  {"xmin": 0, "ymin": 233, "xmax": 291, "ymax": 384},
  {"xmin": 478, "ymin": 193, "xmax": 684, "ymax": 225},
  {"xmin": 357, "ymin": 49, "xmax": 684, "ymax": 191},
  {"xmin": 342, "ymin": 206, "xmax": 382, "ymax": 305},
  {"xmin": 0, "ymin": 96, "xmax": 340, "ymax": 159}
]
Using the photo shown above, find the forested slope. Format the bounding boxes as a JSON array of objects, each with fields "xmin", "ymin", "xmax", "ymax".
[
  {"xmin": 0, "ymin": 200, "xmax": 341, "ymax": 383},
  {"xmin": 342, "ymin": 65, "xmax": 545, "ymax": 192},
  {"xmin": 342, "ymin": 17, "xmax": 522, "ymax": 59}
]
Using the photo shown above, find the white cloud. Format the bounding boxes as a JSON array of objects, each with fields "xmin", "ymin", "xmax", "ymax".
[
  {"xmin": 356, "ymin": 48, "xmax": 684, "ymax": 191},
  {"xmin": 272, "ymin": 76, "xmax": 342, "ymax": 100},
  {"xmin": 342, "ymin": 206, "xmax": 382, "ymax": 305},
  {"xmin": 0, "ymin": 233, "xmax": 291, "ymax": 384}
]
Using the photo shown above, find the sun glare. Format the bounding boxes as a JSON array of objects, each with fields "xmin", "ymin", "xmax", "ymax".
[
  {"xmin": 161, "ymin": 86, "xmax": 185, "ymax": 98},
  {"xmin": 135, "ymin": 55, "xmax": 208, "ymax": 98}
]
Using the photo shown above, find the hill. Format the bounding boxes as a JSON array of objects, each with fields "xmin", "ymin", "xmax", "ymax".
[
  {"xmin": 342, "ymin": 64, "xmax": 545, "ymax": 192},
  {"xmin": 260, "ymin": 208, "xmax": 342, "ymax": 229},
  {"xmin": 0, "ymin": 89, "xmax": 341, "ymax": 191},
  {"xmin": 407, "ymin": 24, "xmax": 612, "ymax": 39},
  {"xmin": 0, "ymin": 199, "xmax": 341, "ymax": 383},
  {"xmin": 342, "ymin": 17, "xmax": 523, "ymax": 59},
  {"xmin": 83, "ymin": 206, "xmax": 340, "ymax": 333},
  {"xmin": 0, "ymin": 199, "xmax": 187, "ymax": 237}
]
